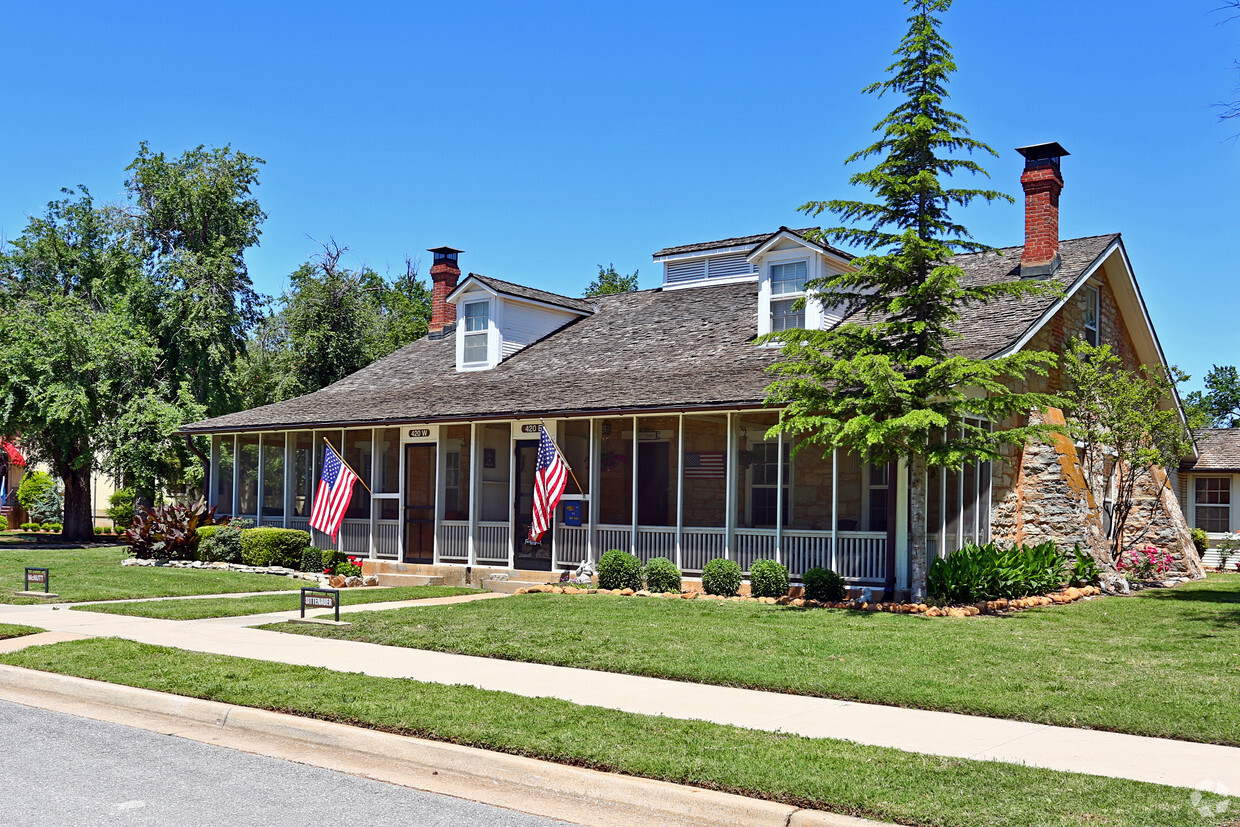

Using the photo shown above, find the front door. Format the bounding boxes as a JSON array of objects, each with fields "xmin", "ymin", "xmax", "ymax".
[
  {"xmin": 637, "ymin": 442, "xmax": 670, "ymax": 525},
  {"xmin": 513, "ymin": 439, "xmax": 551, "ymax": 570},
  {"xmin": 403, "ymin": 443, "xmax": 435, "ymax": 564}
]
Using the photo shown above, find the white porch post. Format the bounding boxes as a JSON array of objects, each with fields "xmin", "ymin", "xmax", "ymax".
[
  {"xmin": 630, "ymin": 416, "xmax": 638, "ymax": 555},
  {"xmin": 939, "ymin": 456, "xmax": 947, "ymax": 558},
  {"xmin": 956, "ymin": 424, "xmax": 965, "ymax": 551},
  {"xmin": 208, "ymin": 437, "xmax": 219, "ymax": 510},
  {"xmin": 675, "ymin": 413, "xmax": 684, "ymax": 570},
  {"xmin": 830, "ymin": 448, "xmax": 838, "ymax": 572},
  {"xmin": 282, "ymin": 433, "xmax": 292, "ymax": 529},
  {"xmin": 896, "ymin": 456, "xmax": 910, "ymax": 593},
  {"xmin": 775, "ymin": 428, "xmax": 784, "ymax": 566},
  {"xmin": 588, "ymin": 419, "xmax": 600, "ymax": 563},
  {"xmin": 256, "ymin": 433, "xmax": 264, "ymax": 524},
  {"xmin": 469, "ymin": 422, "xmax": 479, "ymax": 568},
  {"xmin": 231, "ymin": 435, "xmax": 239, "ymax": 518},
  {"xmin": 433, "ymin": 432, "xmax": 444, "ymax": 564},
  {"xmin": 368, "ymin": 429, "xmax": 377, "ymax": 560},
  {"xmin": 725, "ymin": 412, "xmax": 736, "ymax": 561}
]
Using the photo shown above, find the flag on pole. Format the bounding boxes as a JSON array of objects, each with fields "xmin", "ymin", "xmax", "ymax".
[
  {"xmin": 309, "ymin": 443, "xmax": 358, "ymax": 541},
  {"xmin": 528, "ymin": 425, "xmax": 569, "ymax": 544},
  {"xmin": 684, "ymin": 452, "xmax": 726, "ymax": 479}
]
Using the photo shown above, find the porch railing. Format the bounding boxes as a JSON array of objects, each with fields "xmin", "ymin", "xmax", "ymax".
[
  {"xmin": 681, "ymin": 527, "xmax": 727, "ymax": 572},
  {"xmin": 477, "ymin": 521, "xmax": 510, "ymax": 564},
  {"xmin": 635, "ymin": 526, "xmax": 675, "ymax": 562},
  {"xmin": 375, "ymin": 520, "xmax": 400, "ymax": 559},
  {"xmin": 596, "ymin": 525, "xmax": 631, "ymax": 555},
  {"xmin": 555, "ymin": 525, "xmax": 590, "ymax": 566},
  {"xmin": 438, "ymin": 521, "xmax": 468, "ymax": 562},
  {"xmin": 339, "ymin": 519, "xmax": 369, "ymax": 555},
  {"xmin": 735, "ymin": 529, "xmax": 776, "ymax": 571}
]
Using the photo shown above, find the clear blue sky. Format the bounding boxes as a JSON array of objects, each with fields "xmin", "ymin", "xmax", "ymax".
[{"xmin": 2, "ymin": 1, "xmax": 1237, "ymax": 392}]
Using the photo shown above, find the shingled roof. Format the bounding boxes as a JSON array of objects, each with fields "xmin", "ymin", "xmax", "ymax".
[
  {"xmin": 1184, "ymin": 429, "xmax": 1240, "ymax": 472},
  {"xmin": 458, "ymin": 274, "xmax": 595, "ymax": 314},
  {"xmin": 653, "ymin": 226, "xmax": 851, "ymax": 260},
  {"xmin": 183, "ymin": 233, "xmax": 1120, "ymax": 433}
]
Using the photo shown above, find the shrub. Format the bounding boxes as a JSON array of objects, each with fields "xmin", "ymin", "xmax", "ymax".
[
  {"xmin": 93, "ymin": 526, "xmax": 103, "ymax": 535},
  {"xmin": 1070, "ymin": 544, "xmax": 1101, "ymax": 587},
  {"xmin": 748, "ymin": 559, "xmax": 790, "ymax": 598},
  {"xmin": 0, "ymin": 514, "xmax": 7, "ymax": 531},
  {"xmin": 701, "ymin": 558, "xmax": 742, "ymax": 596},
  {"xmin": 802, "ymin": 567, "xmax": 847, "ymax": 602},
  {"xmin": 123, "ymin": 498, "xmax": 217, "ymax": 560},
  {"xmin": 107, "ymin": 488, "xmax": 137, "ymax": 529},
  {"xmin": 322, "ymin": 549, "xmax": 362, "ymax": 577},
  {"xmin": 41, "ymin": 522, "xmax": 62, "ymax": 533},
  {"xmin": 20, "ymin": 522, "xmax": 39, "ymax": 532},
  {"xmin": 597, "ymin": 549, "xmax": 643, "ymax": 591},
  {"xmin": 16, "ymin": 471, "xmax": 55, "ymax": 514},
  {"xmin": 1217, "ymin": 533, "xmax": 1240, "ymax": 571},
  {"xmin": 1190, "ymin": 527, "xmax": 1209, "ymax": 555},
  {"xmin": 643, "ymin": 557, "xmax": 681, "ymax": 593},
  {"xmin": 1116, "ymin": 544, "xmax": 1174, "ymax": 583},
  {"xmin": 239, "ymin": 528, "xmax": 311, "ymax": 568},
  {"xmin": 928, "ymin": 541, "xmax": 1068, "ymax": 603},
  {"xmin": 30, "ymin": 484, "xmax": 63, "ymax": 524},
  {"xmin": 300, "ymin": 547, "xmax": 323, "ymax": 574},
  {"xmin": 198, "ymin": 524, "xmax": 244, "ymax": 564}
]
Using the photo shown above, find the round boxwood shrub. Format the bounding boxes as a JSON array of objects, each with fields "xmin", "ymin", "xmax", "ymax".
[
  {"xmin": 300, "ymin": 547, "xmax": 324, "ymax": 574},
  {"xmin": 702, "ymin": 558, "xmax": 742, "ymax": 596},
  {"xmin": 0, "ymin": 515, "xmax": 8, "ymax": 531},
  {"xmin": 240, "ymin": 527, "xmax": 311, "ymax": 568},
  {"xmin": 597, "ymin": 549, "xmax": 643, "ymax": 591},
  {"xmin": 643, "ymin": 556, "xmax": 681, "ymax": 593},
  {"xmin": 198, "ymin": 524, "xmax": 243, "ymax": 564},
  {"xmin": 802, "ymin": 567, "xmax": 846, "ymax": 602},
  {"xmin": 749, "ymin": 558, "xmax": 790, "ymax": 598}
]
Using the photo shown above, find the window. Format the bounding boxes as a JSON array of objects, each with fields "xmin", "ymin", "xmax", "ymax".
[
  {"xmin": 1195, "ymin": 477, "xmax": 1231, "ymax": 533},
  {"xmin": 770, "ymin": 261, "xmax": 807, "ymax": 295},
  {"xmin": 749, "ymin": 441, "xmax": 790, "ymax": 528},
  {"xmin": 867, "ymin": 462, "xmax": 888, "ymax": 532},
  {"xmin": 1084, "ymin": 285, "xmax": 1099, "ymax": 346},
  {"xmin": 462, "ymin": 301, "xmax": 488, "ymax": 363},
  {"xmin": 769, "ymin": 261, "xmax": 808, "ymax": 332}
]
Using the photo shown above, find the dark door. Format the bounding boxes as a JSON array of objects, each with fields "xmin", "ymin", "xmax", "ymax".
[
  {"xmin": 404, "ymin": 443, "xmax": 436, "ymax": 564},
  {"xmin": 513, "ymin": 439, "xmax": 551, "ymax": 570},
  {"xmin": 637, "ymin": 442, "xmax": 670, "ymax": 525}
]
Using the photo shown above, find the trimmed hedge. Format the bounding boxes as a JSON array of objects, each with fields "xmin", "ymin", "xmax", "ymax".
[
  {"xmin": 299, "ymin": 548, "xmax": 323, "ymax": 574},
  {"xmin": 0, "ymin": 515, "xmax": 7, "ymax": 531},
  {"xmin": 239, "ymin": 528, "xmax": 311, "ymax": 568},
  {"xmin": 198, "ymin": 524, "xmax": 244, "ymax": 564},
  {"xmin": 597, "ymin": 549, "xmax": 643, "ymax": 591},
  {"xmin": 702, "ymin": 558, "xmax": 742, "ymax": 596},
  {"xmin": 642, "ymin": 556, "xmax": 681, "ymax": 593},
  {"xmin": 802, "ymin": 567, "xmax": 846, "ymax": 602},
  {"xmin": 748, "ymin": 559, "xmax": 790, "ymax": 598}
]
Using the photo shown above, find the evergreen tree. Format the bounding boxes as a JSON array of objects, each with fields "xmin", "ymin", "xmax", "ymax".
[
  {"xmin": 764, "ymin": 0, "xmax": 1061, "ymax": 598},
  {"xmin": 583, "ymin": 263, "xmax": 639, "ymax": 296}
]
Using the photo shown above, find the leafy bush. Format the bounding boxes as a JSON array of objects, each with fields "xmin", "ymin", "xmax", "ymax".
[
  {"xmin": 16, "ymin": 471, "xmax": 55, "ymax": 514},
  {"xmin": 1116, "ymin": 545, "xmax": 1173, "ymax": 583},
  {"xmin": 107, "ymin": 488, "xmax": 137, "ymax": 529},
  {"xmin": 802, "ymin": 567, "xmax": 846, "ymax": 602},
  {"xmin": 40, "ymin": 522, "xmax": 62, "ymax": 533},
  {"xmin": 30, "ymin": 484, "xmax": 63, "ymax": 524},
  {"xmin": 597, "ymin": 549, "xmax": 643, "ymax": 591},
  {"xmin": 93, "ymin": 526, "xmax": 103, "ymax": 535},
  {"xmin": 198, "ymin": 524, "xmax": 244, "ymax": 564},
  {"xmin": 239, "ymin": 528, "xmax": 311, "ymax": 568},
  {"xmin": 1070, "ymin": 544, "xmax": 1101, "ymax": 587},
  {"xmin": 1190, "ymin": 527, "xmax": 1209, "ymax": 555},
  {"xmin": 322, "ymin": 549, "xmax": 362, "ymax": 577},
  {"xmin": 701, "ymin": 558, "xmax": 742, "ymax": 596},
  {"xmin": 300, "ymin": 547, "xmax": 323, "ymax": 574},
  {"xmin": 0, "ymin": 514, "xmax": 7, "ymax": 531},
  {"xmin": 928, "ymin": 541, "xmax": 1068, "ymax": 603},
  {"xmin": 20, "ymin": 522, "xmax": 39, "ymax": 532},
  {"xmin": 643, "ymin": 557, "xmax": 681, "ymax": 593},
  {"xmin": 123, "ymin": 498, "xmax": 217, "ymax": 560},
  {"xmin": 748, "ymin": 559, "xmax": 790, "ymax": 598}
]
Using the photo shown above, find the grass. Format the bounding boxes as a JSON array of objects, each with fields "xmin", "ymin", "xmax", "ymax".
[
  {"xmin": 0, "ymin": 623, "xmax": 43, "ymax": 639},
  {"xmin": 271, "ymin": 573, "xmax": 1240, "ymax": 746},
  {"xmin": 0, "ymin": 638, "xmax": 1217, "ymax": 827},
  {"xmin": 0, "ymin": 547, "xmax": 298, "ymax": 604},
  {"xmin": 72, "ymin": 585, "xmax": 482, "ymax": 619}
]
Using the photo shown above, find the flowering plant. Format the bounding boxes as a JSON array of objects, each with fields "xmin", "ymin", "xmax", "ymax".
[
  {"xmin": 601, "ymin": 450, "xmax": 628, "ymax": 473},
  {"xmin": 1115, "ymin": 545, "xmax": 1173, "ymax": 582},
  {"xmin": 1217, "ymin": 532, "xmax": 1240, "ymax": 571}
]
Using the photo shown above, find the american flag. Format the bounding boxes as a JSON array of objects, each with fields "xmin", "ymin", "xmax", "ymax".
[
  {"xmin": 684, "ymin": 452, "xmax": 726, "ymax": 479},
  {"xmin": 309, "ymin": 443, "xmax": 358, "ymax": 541},
  {"xmin": 528, "ymin": 426, "xmax": 568, "ymax": 544}
]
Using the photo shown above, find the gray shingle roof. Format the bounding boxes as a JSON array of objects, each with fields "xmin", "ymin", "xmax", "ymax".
[
  {"xmin": 463, "ymin": 274, "xmax": 595, "ymax": 314},
  {"xmin": 183, "ymin": 234, "xmax": 1119, "ymax": 433},
  {"xmin": 653, "ymin": 226, "xmax": 851, "ymax": 260},
  {"xmin": 1184, "ymin": 429, "xmax": 1240, "ymax": 472}
]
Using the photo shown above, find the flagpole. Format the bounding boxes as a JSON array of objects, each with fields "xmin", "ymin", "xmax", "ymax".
[
  {"xmin": 323, "ymin": 437, "xmax": 373, "ymax": 495},
  {"xmin": 539, "ymin": 419, "xmax": 584, "ymax": 495}
]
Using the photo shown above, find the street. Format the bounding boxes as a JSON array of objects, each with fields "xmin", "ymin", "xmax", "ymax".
[{"xmin": 0, "ymin": 700, "xmax": 566, "ymax": 826}]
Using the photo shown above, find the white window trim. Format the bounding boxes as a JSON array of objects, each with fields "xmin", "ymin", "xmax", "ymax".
[
  {"xmin": 1084, "ymin": 283, "xmax": 1100, "ymax": 346},
  {"xmin": 456, "ymin": 295, "xmax": 498, "ymax": 371},
  {"xmin": 744, "ymin": 438, "xmax": 791, "ymax": 528},
  {"xmin": 1191, "ymin": 475, "xmax": 1232, "ymax": 534}
]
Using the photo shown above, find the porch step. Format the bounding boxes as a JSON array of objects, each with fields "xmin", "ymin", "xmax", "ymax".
[{"xmin": 375, "ymin": 574, "xmax": 445, "ymax": 587}]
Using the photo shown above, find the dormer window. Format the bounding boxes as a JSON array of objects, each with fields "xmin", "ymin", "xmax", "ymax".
[
  {"xmin": 770, "ymin": 261, "xmax": 808, "ymax": 331},
  {"xmin": 462, "ymin": 301, "xmax": 489, "ymax": 364}
]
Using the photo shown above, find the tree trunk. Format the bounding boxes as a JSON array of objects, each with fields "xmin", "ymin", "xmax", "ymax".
[
  {"xmin": 60, "ymin": 461, "xmax": 93, "ymax": 541},
  {"xmin": 908, "ymin": 452, "xmax": 928, "ymax": 601}
]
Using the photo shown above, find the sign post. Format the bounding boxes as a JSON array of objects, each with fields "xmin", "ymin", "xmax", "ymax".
[
  {"xmin": 18, "ymin": 567, "xmax": 56, "ymax": 599},
  {"xmin": 299, "ymin": 587, "xmax": 341, "ymax": 622}
]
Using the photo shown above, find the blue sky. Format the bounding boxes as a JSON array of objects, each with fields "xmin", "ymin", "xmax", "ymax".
[{"xmin": 2, "ymin": 1, "xmax": 1237, "ymax": 392}]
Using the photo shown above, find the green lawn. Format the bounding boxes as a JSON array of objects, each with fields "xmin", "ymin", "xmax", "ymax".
[
  {"xmin": 72, "ymin": 585, "xmax": 481, "ymax": 619},
  {"xmin": 272, "ymin": 573, "xmax": 1240, "ymax": 746},
  {"xmin": 0, "ymin": 638, "xmax": 1213, "ymax": 827},
  {"xmin": 0, "ymin": 623, "xmax": 43, "ymax": 639},
  {"xmin": 0, "ymin": 547, "xmax": 297, "ymax": 603}
]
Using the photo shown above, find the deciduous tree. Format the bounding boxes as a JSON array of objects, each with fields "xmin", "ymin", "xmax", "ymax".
[{"xmin": 583, "ymin": 263, "xmax": 639, "ymax": 296}]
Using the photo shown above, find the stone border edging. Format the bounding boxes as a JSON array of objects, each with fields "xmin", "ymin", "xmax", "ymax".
[{"xmin": 0, "ymin": 664, "xmax": 888, "ymax": 827}]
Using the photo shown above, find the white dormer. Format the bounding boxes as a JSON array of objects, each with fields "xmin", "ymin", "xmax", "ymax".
[
  {"xmin": 747, "ymin": 229, "xmax": 853, "ymax": 336},
  {"xmin": 447, "ymin": 275, "xmax": 592, "ymax": 372}
]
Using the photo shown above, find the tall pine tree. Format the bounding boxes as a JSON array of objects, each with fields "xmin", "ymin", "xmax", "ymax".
[{"xmin": 764, "ymin": 0, "xmax": 1061, "ymax": 598}]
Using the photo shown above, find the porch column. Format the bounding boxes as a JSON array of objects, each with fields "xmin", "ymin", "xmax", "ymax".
[
  {"xmin": 208, "ymin": 437, "xmax": 219, "ymax": 509},
  {"xmin": 895, "ymin": 456, "xmax": 910, "ymax": 593},
  {"xmin": 725, "ymin": 412, "xmax": 736, "ymax": 561},
  {"xmin": 830, "ymin": 448, "xmax": 838, "ymax": 572},
  {"xmin": 368, "ymin": 428, "xmax": 377, "ymax": 560},
  {"xmin": 433, "ymin": 433, "xmax": 444, "ymax": 564},
  {"xmin": 231, "ymin": 435, "xmax": 239, "ymax": 518},
  {"xmin": 956, "ymin": 424, "xmax": 965, "ymax": 551},
  {"xmin": 283, "ymin": 433, "xmax": 292, "ymax": 529},
  {"xmin": 256, "ymin": 433, "xmax": 265, "ymax": 525},
  {"xmin": 775, "ymin": 428, "xmax": 784, "ymax": 566},
  {"xmin": 589, "ymin": 418, "xmax": 600, "ymax": 563},
  {"xmin": 675, "ymin": 413, "xmax": 684, "ymax": 570},
  {"xmin": 630, "ymin": 416, "xmax": 638, "ymax": 554},
  {"xmin": 469, "ymin": 422, "xmax": 479, "ymax": 568}
]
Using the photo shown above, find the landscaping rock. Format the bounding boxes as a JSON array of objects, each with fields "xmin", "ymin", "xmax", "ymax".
[
  {"xmin": 551, "ymin": 587, "xmax": 564, "ymax": 594},
  {"xmin": 346, "ymin": 576, "xmax": 363, "ymax": 587},
  {"xmin": 680, "ymin": 592, "xmax": 697, "ymax": 599},
  {"xmin": 363, "ymin": 575, "xmax": 379, "ymax": 586},
  {"xmin": 515, "ymin": 588, "xmax": 529, "ymax": 595},
  {"xmin": 329, "ymin": 575, "xmax": 346, "ymax": 588},
  {"xmin": 620, "ymin": 588, "xmax": 635, "ymax": 596},
  {"xmin": 635, "ymin": 590, "xmax": 651, "ymax": 597}
]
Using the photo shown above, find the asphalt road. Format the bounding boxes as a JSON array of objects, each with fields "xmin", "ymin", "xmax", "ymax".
[{"xmin": 0, "ymin": 700, "xmax": 566, "ymax": 826}]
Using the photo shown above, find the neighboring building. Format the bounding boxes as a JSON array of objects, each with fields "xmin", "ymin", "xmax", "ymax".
[
  {"xmin": 1180, "ymin": 428, "xmax": 1240, "ymax": 569},
  {"xmin": 181, "ymin": 143, "xmax": 1203, "ymax": 597}
]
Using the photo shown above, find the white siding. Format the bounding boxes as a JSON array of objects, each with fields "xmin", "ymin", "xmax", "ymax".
[{"xmin": 499, "ymin": 299, "xmax": 576, "ymax": 360}]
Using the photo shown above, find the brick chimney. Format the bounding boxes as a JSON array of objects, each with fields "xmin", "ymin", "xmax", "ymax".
[
  {"xmin": 1016, "ymin": 142, "xmax": 1069, "ymax": 279},
  {"xmin": 428, "ymin": 246, "xmax": 463, "ymax": 334}
]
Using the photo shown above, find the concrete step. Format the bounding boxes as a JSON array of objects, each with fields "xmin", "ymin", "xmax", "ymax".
[
  {"xmin": 481, "ymin": 579, "xmax": 533, "ymax": 594},
  {"xmin": 375, "ymin": 574, "xmax": 445, "ymax": 587}
]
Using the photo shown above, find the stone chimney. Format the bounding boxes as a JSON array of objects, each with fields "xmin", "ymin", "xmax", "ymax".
[
  {"xmin": 428, "ymin": 246, "xmax": 463, "ymax": 334},
  {"xmin": 1016, "ymin": 142, "xmax": 1069, "ymax": 279}
]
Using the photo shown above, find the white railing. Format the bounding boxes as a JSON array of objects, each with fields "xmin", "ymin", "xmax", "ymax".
[
  {"xmin": 835, "ymin": 531, "xmax": 886, "ymax": 582},
  {"xmin": 556, "ymin": 525, "xmax": 590, "ymax": 566},
  {"xmin": 289, "ymin": 518, "xmax": 311, "ymax": 534},
  {"xmin": 597, "ymin": 525, "xmax": 632, "ymax": 555},
  {"xmin": 782, "ymin": 530, "xmax": 834, "ymax": 576},
  {"xmin": 339, "ymin": 519, "xmax": 369, "ymax": 555},
  {"xmin": 375, "ymin": 520, "xmax": 400, "ymax": 559},
  {"xmin": 734, "ymin": 529, "xmax": 777, "ymax": 571},
  {"xmin": 477, "ymin": 521, "xmax": 510, "ymax": 564},
  {"xmin": 258, "ymin": 516, "xmax": 284, "ymax": 528},
  {"xmin": 635, "ymin": 526, "xmax": 676, "ymax": 562},
  {"xmin": 309, "ymin": 523, "xmax": 336, "ymax": 551},
  {"xmin": 681, "ymin": 527, "xmax": 727, "ymax": 572},
  {"xmin": 438, "ymin": 521, "xmax": 469, "ymax": 561}
]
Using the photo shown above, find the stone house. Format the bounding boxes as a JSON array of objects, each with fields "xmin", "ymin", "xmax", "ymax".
[{"xmin": 181, "ymin": 142, "xmax": 1202, "ymax": 596}]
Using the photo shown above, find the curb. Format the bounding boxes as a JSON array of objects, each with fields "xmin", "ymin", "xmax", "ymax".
[{"xmin": 0, "ymin": 664, "xmax": 887, "ymax": 827}]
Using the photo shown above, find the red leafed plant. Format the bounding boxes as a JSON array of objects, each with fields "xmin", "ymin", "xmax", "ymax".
[{"xmin": 122, "ymin": 498, "xmax": 217, "ymax": 560}]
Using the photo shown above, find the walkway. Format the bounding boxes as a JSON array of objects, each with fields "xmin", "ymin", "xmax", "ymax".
[{"xmin": 0, "ymin": 597, "xmax": 1234, "ymax": 792}]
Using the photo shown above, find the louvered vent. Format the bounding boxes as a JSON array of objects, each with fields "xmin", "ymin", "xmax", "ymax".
[
  {"xmin": 663, "ymin": 253, "xmax": 757, "ymax": 285},
  {"xmin": 664, "ymin": 257, "xmax": 707, "ymax": 283},
  {"xmin": 705, "ymin": 253, "xmax": 755, "ymax": 280}
]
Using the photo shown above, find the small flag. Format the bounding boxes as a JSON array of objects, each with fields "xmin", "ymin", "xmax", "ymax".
[
  {"xmin": 528, "ymin": 426, "xmax": 569, "ymax": 543},
  {"xmin": 684, "ymin": 452, "xmax": 726, "ymax": 479},
  {"xmin": 309, "ymin": 444, "xmax": 358, "ymax": 541}
]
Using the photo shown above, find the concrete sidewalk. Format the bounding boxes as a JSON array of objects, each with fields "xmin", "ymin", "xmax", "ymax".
[{"xmin": 0, "ymin": 599, "xmax": 1235, "ymax": 791}]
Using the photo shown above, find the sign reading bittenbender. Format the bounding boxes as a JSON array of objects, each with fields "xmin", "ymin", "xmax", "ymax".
[
  {"xmin": 300, "ymin": 587, "xmax": 341, "ymax": 622},
  {"xmin": 25, "ymin": 567, "xmax": 49, "ymax": 594}
]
